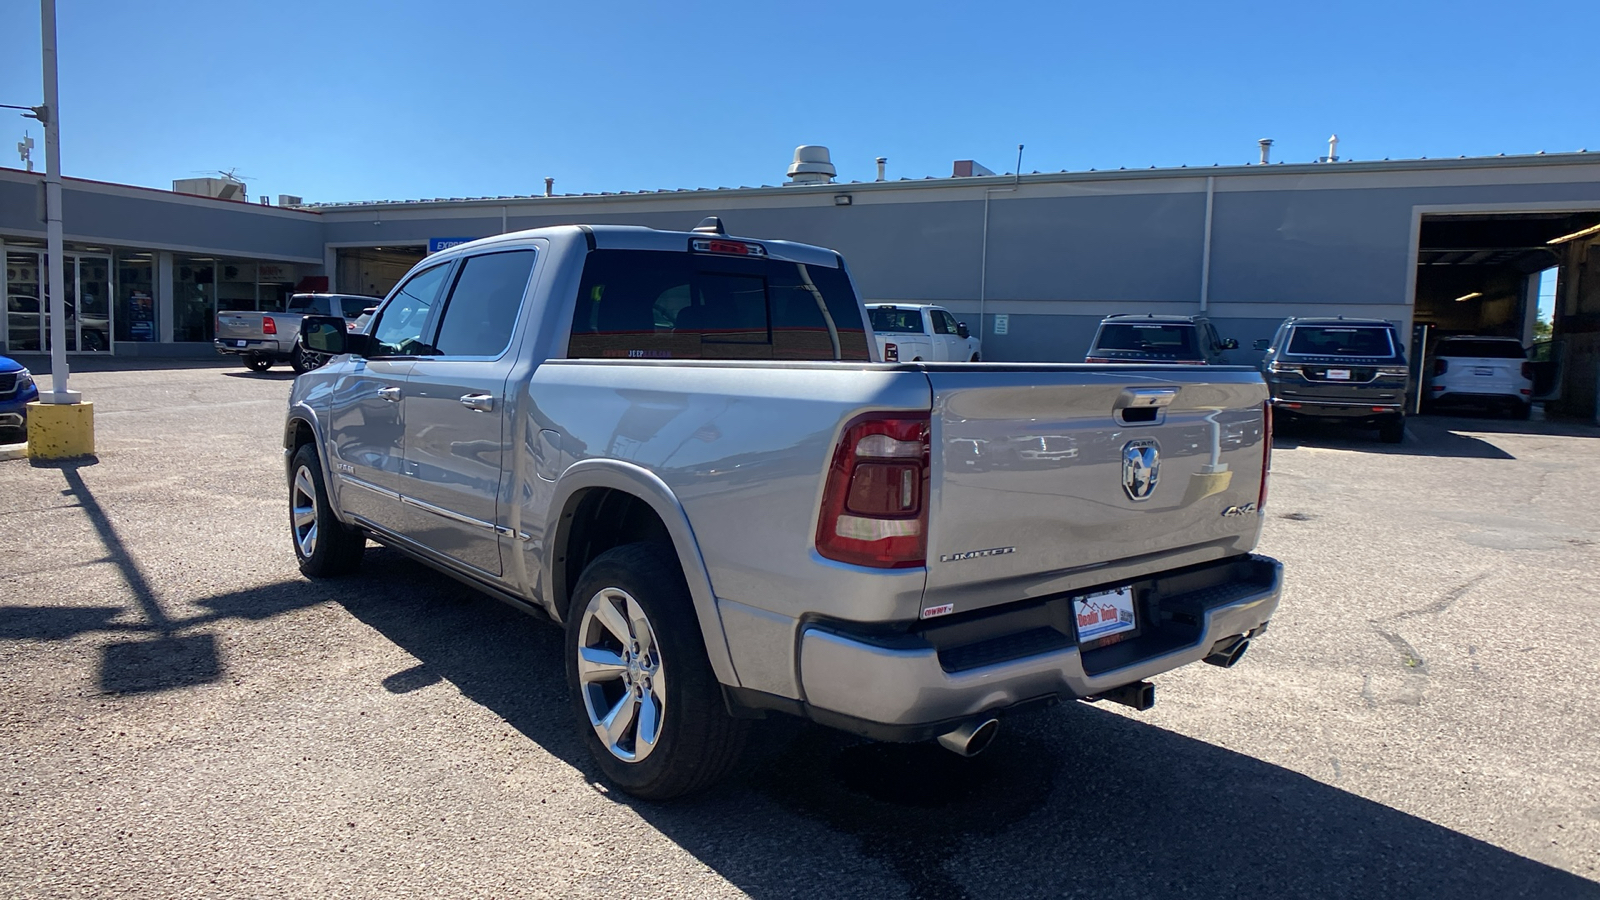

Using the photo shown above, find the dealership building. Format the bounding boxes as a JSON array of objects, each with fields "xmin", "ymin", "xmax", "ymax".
[{"xmin": 3, "ymin": 148, "xmax": 1600, "ymax": 416}]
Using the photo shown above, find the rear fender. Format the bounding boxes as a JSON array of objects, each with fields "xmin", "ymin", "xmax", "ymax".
[{"xmin": 543, "ymin": 459, "xmax": 738, "ymax": 687}]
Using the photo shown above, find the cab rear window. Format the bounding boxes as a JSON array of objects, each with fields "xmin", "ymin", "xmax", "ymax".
[
  {"xmin": 1436, "ymin": 339, "xmax": 1525, "ymax": 359},
  {"xmin": 1093, "ymin": 324, "xmax": 1198, "ymax": 356},
  {"xmin": 869, "ymin": 307, "xmax": 924, "ymax": 334},
  {"xmin": 567, "ymin": 249, "xmax": 870, "ymax": 361},
  {"xmin": 1287, "ymin": 326, "xmax": 1395, "ymax": 356}
]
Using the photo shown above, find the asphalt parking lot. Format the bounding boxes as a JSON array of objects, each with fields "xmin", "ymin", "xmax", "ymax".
[{"xmin": 2, "ymin": 361, "xmax": 1598, "ymax": 899}]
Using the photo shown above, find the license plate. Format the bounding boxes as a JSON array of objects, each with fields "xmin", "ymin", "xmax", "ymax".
[
  {"xmin": 1075, "ymin": 585, "xmax": 1137, "ymax": 644},
  {"xmin": 1327, "ymin": 369, "xmax": 1351, "ymax": 380},
  {"xmin": 1473, "ymin": 367, "xmax": 1494, "ymax": 376},
  {"xmin": 234, "ymin": 340, "xmax": 248, "ymax": 348}
]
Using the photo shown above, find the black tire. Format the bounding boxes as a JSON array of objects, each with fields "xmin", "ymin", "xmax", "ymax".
[
  {"xmin": 970, "ymin": 353, "xmax": 981, "ymax": 362},
  {"xmin": 288, "ymin": 443, "xmax": 365, "ymax": 577},
  {"xmin": 565, "ymin": 542, "xmax": 749, "ymax": 800},
  {"xmin": 81, "ymin": 330, "xmax": 108, "ymax": 352},
  {"xmin": 245, "ymin": 355, "xmax": 273, "ymax": 372},
  {"xmin": 291, "ymin": 340, "xmax": 328, "ymax": 375},
  {"xmin": 1378, "ymin": 416, "xmax": 1406, "ymax": 444},
  {"xmin": 1513, "ymin": 401, "xmax": 1532, "ymax": 421}
]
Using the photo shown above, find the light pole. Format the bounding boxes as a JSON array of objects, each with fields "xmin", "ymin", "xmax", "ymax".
[{"xmin": 19, "ymin": 0, "xmax": 94, "ymax": 458}]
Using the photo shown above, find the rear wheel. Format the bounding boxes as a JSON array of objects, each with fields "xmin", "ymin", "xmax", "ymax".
[
  {"xmin": 565, "ymin": 542, "xmax": 748, "ymax": 799},
  {"xmin": 289, "ymin": 443, "xmax": 365, "ymax": 577},
  {"xmin": 1512, "ymin": 401, "xmax": 1532, "ymax": 421},
  {"xmin": 1378, "ymin": 416, "xmax": 1406, "ymax": 444},
  {"xmin": 245, "ymin": 354, "xmax": 273, "ymax": 372},
  {"xmin": 291, "ymin": 340, "xmax": 328, "ymax": 375},
  {"xmin": 970, "ymin": 353, "xmax": 981, "ymax": 362}
]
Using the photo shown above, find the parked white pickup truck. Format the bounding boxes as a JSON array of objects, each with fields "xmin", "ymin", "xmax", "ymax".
[
  {"xmin": 214, "ymin": 293, "xmax": 377, "ymax": 373},
  {"xmin": 286, "ymin": 219, "xmax": 1282, "ymax": 799},
  {"xmin": 867, "ymin": 302, "xmax": 982, "ymax": 362}
]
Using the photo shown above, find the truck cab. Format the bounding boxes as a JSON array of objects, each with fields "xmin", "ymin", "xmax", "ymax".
[{"xmin": 866, "ymin": 303, "xmax": 981, "ymax": 362}]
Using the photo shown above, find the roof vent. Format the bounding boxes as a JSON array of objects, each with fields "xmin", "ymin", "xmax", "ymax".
[
  {"xmin": 692, "ymin": 216, "xmax": 727, "ymax": 235},
  {"xmin": 952, "ymin": 160, "xmax": 997, "ymax": 177},
  {"xmin": 786, "ymin": 145, "xmax": 836, "ymax": 184}
]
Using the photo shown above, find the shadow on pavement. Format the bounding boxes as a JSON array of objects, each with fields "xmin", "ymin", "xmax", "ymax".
[
  {"xmin": 1419, "ymin": 410, "xmax": 1600, "ymax": 440},
  {"xmin": 335, "ymin": 548, "xmax": 1599, "ymax": 900},
  {"xmin": 220, "ymin": 370, "xmax": 298, "ymax": 381},
  {"xmin": 1274, "ymin": 418, "xmax": 1514, "ymax": 460}
]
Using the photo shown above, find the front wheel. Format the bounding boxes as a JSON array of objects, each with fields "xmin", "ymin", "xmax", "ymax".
[
  {"xmin": 565, "ymin": 543, "xmax": 748, "ymax": 799},
  {"xmin": 289, "ymin": 443, "xmax": 366, "ymax": 577},
  {"xmin": 970, "ymin": 353, "xmax": 981, "ymax": 362},
  {"xmin": 245, "ymin": 354, "xmax": 273, "ymax": 372}
]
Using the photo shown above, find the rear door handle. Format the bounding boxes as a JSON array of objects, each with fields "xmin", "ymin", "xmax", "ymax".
[
  {"xmin": 459, "ymin": 393, "xmax": 495, "ymax": 412},
  {"xmin": 377, "ymin": 386, "xmax": 401, "ymax": 403}
]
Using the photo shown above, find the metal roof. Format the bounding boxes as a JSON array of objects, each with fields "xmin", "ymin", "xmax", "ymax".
[{"xmin": 294, "ymin": 149, "xmax": 1600, "ymax": 211}]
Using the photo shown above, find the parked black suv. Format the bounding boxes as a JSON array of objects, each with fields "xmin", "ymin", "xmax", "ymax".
[
  {"xmin": 1085, "ymin": 314, "xmax": 1237, "ymax": 365},
  {"xmin": 1258, "ymin": 317, "xmax": 1409, "ymax": 443}
]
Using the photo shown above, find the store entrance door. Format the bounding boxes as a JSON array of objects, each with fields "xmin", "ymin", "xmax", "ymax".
[{"xmin": 4, "ymin": 251, "xmax": 114, "ymax": 353}]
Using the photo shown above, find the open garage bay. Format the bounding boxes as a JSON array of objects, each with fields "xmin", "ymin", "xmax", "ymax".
[{"xmin": 1, "ymin": 363, "xmax": 1598, "ymax": 899}]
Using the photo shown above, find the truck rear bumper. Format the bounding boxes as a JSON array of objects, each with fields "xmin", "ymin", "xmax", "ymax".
[
  {"xmin": 793, "ymin": 554, "xmax": 1282, "ymax": 740},
  {"xmin": 214, "ymin": 338, "xmax": 290, "ymax": 357}
]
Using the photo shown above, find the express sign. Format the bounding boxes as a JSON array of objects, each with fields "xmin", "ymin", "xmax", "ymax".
[{"xmin": 428, "ymin": 237, "xmax": 477, "ymax": 254}]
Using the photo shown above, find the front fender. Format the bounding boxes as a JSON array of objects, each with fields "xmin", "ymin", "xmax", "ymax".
[
  {"xmin": 543, "ymin": 459, "xmax": 739, "ymax": 688},
  {"xmin": 283, "ymin": 401, "xmax": 345, "ymax": 524}
]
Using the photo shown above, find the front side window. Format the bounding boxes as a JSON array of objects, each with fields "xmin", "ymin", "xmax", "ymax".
[
  {"xmin": 568, "ymin": 249, "xmax": 869, "ymax": 361},
  {"xmin": 931, "ymin": 310, "xmax": 957, "ymax": 335},
  {"xmin": 1287, "ymin": 326, "xmax": 1395, "ymax": 356},
  {"xmin": 433, "ymin": 250, "xmax": 537, "ymax": 357},
  {"xmin": 371, "ymin": 264, "xmax": 451, "ymax": 356}
]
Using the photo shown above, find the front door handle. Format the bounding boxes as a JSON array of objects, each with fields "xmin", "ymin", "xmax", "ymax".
[
  {"xmin": 377, "ymin": 386, "xmax": 401, "ymax": 403},
  {"xmin": 459, "ymin": 393, "xmax": 495, "ymax": 412}
]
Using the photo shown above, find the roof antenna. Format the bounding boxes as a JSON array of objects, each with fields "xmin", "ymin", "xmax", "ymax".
[
  {"xmin": 692, "ymin": 216, "xmax": 726, "ymax": 235},
  {"xmin": 1014, "ymin": 144, "xmax": 1024, "ymax": 185}
]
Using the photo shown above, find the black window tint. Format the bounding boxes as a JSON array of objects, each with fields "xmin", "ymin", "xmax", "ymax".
[
  {"xmin": 870, "ymin": 307, "xmax": 923, "ymax": 333},
  {"xmin": 568, "ymin": 249, "xmax": 869, "ymax": 361},
  {"xmin": 1437, "ymin": 339, "xmax": 1526, "ymax": 359},
  {"xmin": 287, "ymin": 295, "xmax": 315, "ymax": 312},
  {"xmin": 371, "ymin": 264, "xmax": 450, "ymax": 356},
  {"xmin": 1094, "ymin": 323, "xmax": 1199, "ymax": 356},
  {"xmin": 1287, "ymin": 326, "xmax": 1394, "ymax": 356},
  {"xmin": 931, "ymin": 311, "xmax": 955, "ymax": 335},
  {"xmin": 339, "ymin": 297, "xmax": 371, "ymax": 318},
  {"xmin": 432, "ymin": 251, "xmax": 536, "ymax": 357}
]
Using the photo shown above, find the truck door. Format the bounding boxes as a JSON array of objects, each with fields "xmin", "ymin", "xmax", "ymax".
[
  {"xmin": 328, "ymin": 262, "xmax": 452, "ymax": 534},
  {"xmin": 398, "ymin": 249, "xmax": 538, "ymax": 577},
  {"xmin": 930, "ymin": 308, "xmax": 962, "ymax": 361}
]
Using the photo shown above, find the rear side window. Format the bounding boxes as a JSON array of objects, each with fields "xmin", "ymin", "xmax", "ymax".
[
  {"xmin": 338, "ymin": 297, "xmax": 372, "ymax": 318},
  {"xmin": 568, "ymin": 249, "xmax": 870, "ymax": 360},
  {"xmin": 1287, "ymin": 326, "xmax": 1395, "ymax": 356},
  {"xmin": 1437, "ymin": 339, "xmax": 1525, "ymax": 359},
  {"xmin": 433, "ymin": 250, "xmax": 537, "ymax": 357},
  {"xmin": 870, "ymin": 307, "xmax": 923, "ymax": 334},
  {"xmin": 1094, "ymin": 323, "xmax": 1199, "ymax": 356}
]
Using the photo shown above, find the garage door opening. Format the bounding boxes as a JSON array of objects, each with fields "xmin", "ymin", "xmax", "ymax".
[
  {"xmin": 1414, "ymin": 211, "xmax": 1600, "ymax": 418},
  {"xmin": 335, "ymin": 245, "xmax": 427, "ymax": 299}
]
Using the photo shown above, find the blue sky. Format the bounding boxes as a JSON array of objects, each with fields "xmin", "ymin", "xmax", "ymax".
[{"xmin": 1, "ymin": 0, "xmax": 1596, "ymax": 208}]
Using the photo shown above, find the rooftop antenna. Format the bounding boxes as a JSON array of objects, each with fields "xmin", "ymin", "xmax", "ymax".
[
  {"xmin": 16, "ymin": 130, "xmax": 33, "ymax": 171},
  {"xmin": 1014, "ymin": 144, "xmax": 1025, "ymax": 185}
]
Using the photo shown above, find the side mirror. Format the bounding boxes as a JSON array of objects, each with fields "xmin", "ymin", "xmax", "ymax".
[
  {"xmin": 1252, "ymin": 339, "xmax": 1271, "ymax": 351},
  {"xmin": 302, "ymin": 315, "xmax": 367, "ymax": 356},
  {"xmin": 957, "ymin": 322, "xmax": 970, "ymax": 339}
]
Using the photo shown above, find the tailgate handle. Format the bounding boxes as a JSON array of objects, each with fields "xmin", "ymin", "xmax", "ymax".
[
  {"xmin": 1119, "ymin": 387, "xmax": 1179, "ymax": 408},
  {"xmin": 1116, "ymin": 387, "xmax": 1177, "ymax": 426}
]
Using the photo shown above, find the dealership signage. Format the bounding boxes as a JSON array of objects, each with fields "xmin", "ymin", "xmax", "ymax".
[{"xmin": 428, "ymin": 237, "xmax": 477, "ymax": 254}]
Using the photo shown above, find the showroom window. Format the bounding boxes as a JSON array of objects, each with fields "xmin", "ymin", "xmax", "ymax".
[
  {"xmin": 116, "ymin": 251, "xmax": 156, "ymax": 342},
  {"xmin": 174, "ymin": 256, "xmax": 216, "ymax": 343}
]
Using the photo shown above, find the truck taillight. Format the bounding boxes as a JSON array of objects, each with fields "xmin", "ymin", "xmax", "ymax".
[
  {"xmin": 884, "ymin": 343, "xmax": 899, "ymax": 362},
  {"xmin": 816, "ymin": 412, "xmax": 930, "ymax": 568},
  {"xmin": 1259, "ymin": 401, "xmax": 1272, "ymax": 511},
  {"xmin": 262, "ymin": 316, "xmax": 277, "ymax": 335}
]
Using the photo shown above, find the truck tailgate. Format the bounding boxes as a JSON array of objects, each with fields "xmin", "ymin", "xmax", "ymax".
[
  {"xmin": 923, "ymin": 365, "xmax": 1269, "ymax": 611},
  {"xmin": 216, "ymin": 312, "xmax": 277, "ymax": 341}
]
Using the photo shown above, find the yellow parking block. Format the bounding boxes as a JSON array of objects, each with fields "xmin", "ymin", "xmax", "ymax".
[{"xmin": 26, "ymin": 400, "xmax": 95, "ymax": 460}]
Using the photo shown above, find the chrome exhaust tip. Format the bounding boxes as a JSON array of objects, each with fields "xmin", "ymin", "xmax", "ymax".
[
  {"xmin": 1204, "ymin": 637, "xmax": 1250, "ymax": 669},
  {"xmin": 935, "ymin": 718, "xmax": 1001, "ymax": 758}
]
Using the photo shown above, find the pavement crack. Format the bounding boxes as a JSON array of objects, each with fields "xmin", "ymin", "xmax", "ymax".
[{"xmin": 1387, "ymin": 571, "xmax": 1489, "ymax": 624}]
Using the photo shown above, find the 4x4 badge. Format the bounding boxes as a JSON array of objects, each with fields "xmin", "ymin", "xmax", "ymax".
[{"xmin": 1122, "ymin": 439, "xmax": 1160, "ymax": 501}]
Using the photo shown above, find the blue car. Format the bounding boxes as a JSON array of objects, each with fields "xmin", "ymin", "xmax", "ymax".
[{"xmin": 0, "ymin": 355, "xmax": 40, "ymax": 444}]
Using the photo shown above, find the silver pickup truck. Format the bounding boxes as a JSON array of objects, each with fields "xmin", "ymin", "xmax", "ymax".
[
  {"xmin": 284, "ymin": 220, "xmax": 1282, "ymax": 799},
  {"xmin": 215, "ymin": 293, "xmax": 376, "ymax": 373}
]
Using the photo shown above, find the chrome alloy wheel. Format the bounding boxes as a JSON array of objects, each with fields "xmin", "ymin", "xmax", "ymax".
[
  {"xmin": 576, "ymin": 586, "xmax": 666, "ymax": 762},
  {"xmin": 291, "ymin": 465, "xmax": 320, "ymax": 558}
]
